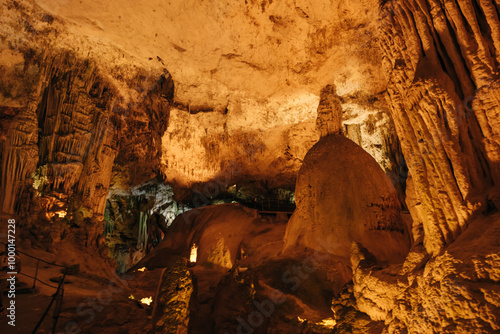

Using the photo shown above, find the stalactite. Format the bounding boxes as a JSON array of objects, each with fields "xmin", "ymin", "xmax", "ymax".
[
  {"xmin": 137, "ymin": 211, "xmax": 148, "ymax": 251},
  {"xmin": 0, "ymin": 109, "xmax": 39, "ymax": 214},
  {"xmin": 380, "ymin": 0, "xmax": 500, "ymax": 255}
]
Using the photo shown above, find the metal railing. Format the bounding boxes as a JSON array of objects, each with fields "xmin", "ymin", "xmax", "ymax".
[
  {"xmin": 245, "ymin": 198, "xmax": 296, "ymax": 213},
  {"xmin": 31, "ymin": 267, "xmax": 66, "ymax": 334},
  {"xmin": 0, "ymin": 241, "xmax": 67, "ymax": 333},
  {"xmin": 206, "ymin": 194, "xmax": 296, "ymax": 213}
]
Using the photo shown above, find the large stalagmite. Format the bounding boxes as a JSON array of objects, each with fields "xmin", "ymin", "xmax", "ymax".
[{"xmin": 284, "ymin": 135, "xmax": 410, "ymax": 264}]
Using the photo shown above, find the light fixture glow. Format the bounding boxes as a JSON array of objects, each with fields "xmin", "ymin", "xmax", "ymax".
[
  {"xmin": 140, "ymin": 297, "xmax": 153, "ymax": 306},
  {"xmin": 137, "ymin": 267, "xmax": 147, "ymax": 272},
  {"xmin": 56, "ymin": 210, "xmax": 67, "ymax": 218},
  {"xmin": 296, "ymin": 317, "xmax": 336, "ymax": 328},
  {"xmin": 190, "ymin": 243, "xmax": 198, "ymax": 263},
  {"xmin": 319, "ymin": 318, "xmax": 336, "ymax": 328}
]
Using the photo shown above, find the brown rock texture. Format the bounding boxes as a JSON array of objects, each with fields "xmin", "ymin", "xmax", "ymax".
[
  {"xmin": 139, "ymin": 203, "xmax": 349, "ymax": 333},
  {"xmin": 160, "ymin": 89, "xmax": 403, "ymax": 195},
  {"xmin": 0, "ymin": 49, "xmax": 154, "ymax": 220},
  {"xmin": 380, "ymin": 0, "xmax": 500, "ymax": 255},
  {"xmin": 152, "ymin": 258, "xmax": 193, "ymax": 334},
  {"xmin": 351, "ymin": 212, "xmax": 500, "ymax": 334},
  {"xmin": 161, "ymin": 105, "xmax": 320, "ymax": 190},
  {"xmin": 146, "ymin": 204, "xmax": 275, "ymax": 270},
  {"xmin": 283, "ymin": 135, "xmax": 410, "ymax": 265},
  {"xmin": 0, "ymin": 0, "xmax": 402, "ymax": 219},
  {"xmin": 0, "ymin": 0, "xmax": 173, "ymax": 220},
  {"xmin": 35, "ymin": 53, "xmax": 117, "ymax": 215},
  {"xmin": 0, "ymin": 108, "xmax": 38, "ymax": 214},
  {"xmin": 29, "ymin": 0, "xmax": 386, "ymax": 105},
  {"xmin": 0, "ymin": 0, "xmax": 175, "ymax": 246},
  {"xmin": 316, "ymin": 85, "xmax": 343, "ymax": 137},
  {"xmin": 1, "ymin": 0, "xmax": 500, "ymax": 333},
  {"xmin": 338, "ymin": 2, "xmax": 500, "ymax": 333}
]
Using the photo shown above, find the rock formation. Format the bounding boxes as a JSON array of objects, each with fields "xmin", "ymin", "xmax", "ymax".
[
  {"xmin": 351, "ymin": 211, "xmax": 500, "ymax": 333},
  {"xmin": 283, "ymin": 135, "xmax": 410, "ymax": 265},
  {"xmin": 0, "ymin": 0, "xmax": 499, "ymax": 333},
  {"xmin": 316, "ymin": 85, "xmax": 343, "ymax": 137},
  {"xmin": 142, "ymin": 203, "xmax": 284, "ymax": 270},
  {"xmin": 380, "ymin": 0, "xmax": 500, "ymax": 255},
  {"xmin": 338, "ymin": 1, "xmax": 500, "ymax": 332},
  {"xmin": 152, "ymin": 258, "xmax": 193, "ymax": 334}
]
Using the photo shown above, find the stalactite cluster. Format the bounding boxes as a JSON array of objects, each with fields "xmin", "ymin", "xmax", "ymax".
[{"xmin": 380, "ymin": 0, "xmax": 500, "ymax": 254}]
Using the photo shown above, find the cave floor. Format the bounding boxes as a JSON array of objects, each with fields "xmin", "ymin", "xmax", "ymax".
[
  {"xmin": 0, "ymin": 293, "xmax": 52, "ymax": 333},
  {"xmin": 0, "ymin": 240, "xmax": 155, "ymax": 334}
]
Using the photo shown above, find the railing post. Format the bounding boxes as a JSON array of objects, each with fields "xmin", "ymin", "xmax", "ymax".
[
  {"xmin": 52, "ymin": 274, "xmax": 65, "ymax": 334},
  {"xmin": 33, "ymin": 260, "xmax": 39, "ymax": 289},
  {"xmin": 32, "ymin": 269, "xmax": 66, "ymax": 334}
]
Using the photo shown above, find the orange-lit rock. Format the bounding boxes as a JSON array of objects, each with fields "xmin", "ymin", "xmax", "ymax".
[
  {"xmin": 152, "ymin": 258, "xmax": 193, "ymax": 334},
  {"xmin": 30, "ymin": 0, "xmax": 386, "ymax": 105},
  {"xmin": 141, "ymin": 203, "xmax": 286, "ymax": 270},
  {"xmin": 284, "ymin": 135, "xmax": 410, "ymax": 264},
  {"xmin": 380, "ymin": 0, "xmax": 500, "ymax": 255},
  {"xmin": 1, "ymin": 0, "xmax": 500, "ymax": 333},
  {"xmin": 351, "ymin": 212, "xmax": 500, "ymax": 333}
]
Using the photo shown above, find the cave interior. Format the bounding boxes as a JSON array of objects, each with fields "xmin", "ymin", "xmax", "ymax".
[{"xmin": 0, "ymin": 0, "xmax": 500, "ymax": 333}]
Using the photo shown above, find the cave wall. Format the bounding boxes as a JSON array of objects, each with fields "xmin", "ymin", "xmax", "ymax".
[
  {"xmin": 0, "ymin": 0, "xmax": 173, "ymax": 224},
  {"xmin": 380, "ymin": 0, "xmax": 500, "ymax": 255},
  {"xmin": 334, "ymin": 1, "xmax": 500, "ymax": 333},
  {"xmin": 0, "ymin": 0, "xmax": 408, "ymax": 223},
  {"xmin": 0, "ymin": 107, "xmax": 38, "ymax": 215},
  {"xmin": 0, "ymin": 49, "xmax": 114, "ymax": 218},
  {"xmin": 0, "ymin": 0, "xmax": 498, "ymax": 333},
  {"xmin": 34, "ymin": 52, "xmax": 117, "ymax": 216},
  {"xmin": 0, "ymin": 48, "xmax": 173, "ymax": 254},
  {"xmin": 0, "ymin": 50, "xmax": 118, "ymax": 217},
  {"xmin": 161, "ymin": 87, "xmax": 406, "ymax": 198}
]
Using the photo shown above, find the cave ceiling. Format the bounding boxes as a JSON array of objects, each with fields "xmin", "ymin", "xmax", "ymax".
[
  {"xmin": 34, "ymin": 0, "xmax": 386, "ymax": 105},
  {"xmin": 1, "ymin": 0, "xmax": 394, "ymax": 190}
]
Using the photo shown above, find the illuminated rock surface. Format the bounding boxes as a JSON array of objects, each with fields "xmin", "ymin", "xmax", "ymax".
[
  {"xmin": 284, "ymin": 135, "xmax": 411, "ymax": 264},
  {"xmin": 152, "ymin": 258, "xmax": 193, "ymax": 334},
  {"xmin": 0, "ymin": 0, "xmax": 499, "ymax": 333}
]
